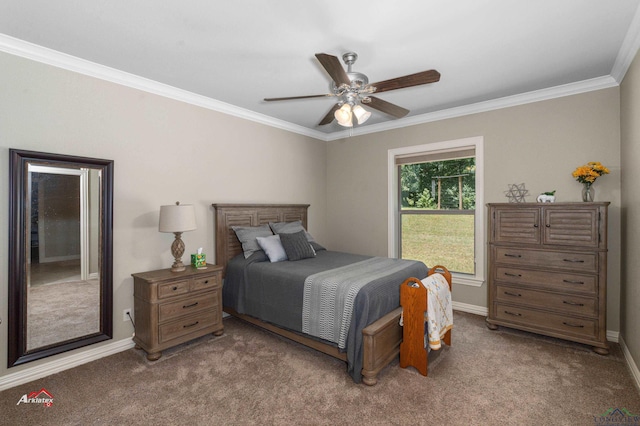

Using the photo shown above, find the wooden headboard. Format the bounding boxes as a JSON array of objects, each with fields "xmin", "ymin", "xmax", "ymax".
[{"xmin": 212, "ymin": 204, "xmax": 309, "ymax": 276}]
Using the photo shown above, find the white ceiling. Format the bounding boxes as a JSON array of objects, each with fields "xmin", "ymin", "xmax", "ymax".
[{"xmin": 2, "ymin": 1, "xmax": 640, "ymax": 140}]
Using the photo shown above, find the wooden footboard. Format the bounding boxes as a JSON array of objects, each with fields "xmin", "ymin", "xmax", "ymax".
[{"xmin": 361, "ymin": 307, "xmax": 403, "ymax": 386}]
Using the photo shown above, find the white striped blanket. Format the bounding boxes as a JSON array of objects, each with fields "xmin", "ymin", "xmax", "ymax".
[{"xmin": 302, "ymin": 257, "xmax": 418, "ymax": 349}]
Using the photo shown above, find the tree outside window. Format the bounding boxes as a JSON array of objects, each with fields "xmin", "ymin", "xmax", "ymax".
[{"xmin": 399, "ymin": 157, "xmax": 476, "ymax": 274}]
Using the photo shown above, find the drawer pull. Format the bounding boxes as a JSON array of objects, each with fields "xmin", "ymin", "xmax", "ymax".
[
  {"xmin": 562, "ymin": 321, "xmax": 585, "ymax": 328},
  {"xmin": 533, "ymin": 224, "xmax": 539, "ymax": 228},
  {"xmin": 504, "ymin": 291, "xmax": 522, "ymax": 297},
  {"xmin": 183, "ymin": 321, "xmax": 200, "ymax": 329},
  {"xmin": 172, "ymin": 286, "xmax": 178, "ymax": 291},
  {"xmin": 183, "ymin": 302, "xmax": 199, "ymax": 309},
  {"xmin": 203, "ymin": 280, "xmax": 209, "ymax": 284},
  {"xmin": 504, "ymin": 253, "xmax": 522, "ymax": 258},
  {"xmin": 504, "ymin": 310, "xmax": 522, "ymax": 317},
  {"xmin": 504, "ymin": 272, "xmax": 522, "ymax": 278},
  {"xmin": 562, "ymin": 300, "xmax": 585, "ymax": 307},
  {"xmin": 562, "ymin": 279, "xmax": 585, "ymax": 285},
  {"xmin": 563, "ymin": 258, "xmax": 585, "ymax": 263}
]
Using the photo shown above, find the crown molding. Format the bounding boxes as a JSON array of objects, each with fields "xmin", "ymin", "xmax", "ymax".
[
  {"xmin": 0, "ymin": 34, "xmax": 328, "ymax": 141},
  {"xmin": 324, "ymin": 75, "xmax": 619, "ymax": 141},
  {"xmin": 611, "ymin": 2, "xmax": 640, "ymax": 83},
  {"xmin": 0, "ymin": 33, "xmax": 626, "ymax": 143}
]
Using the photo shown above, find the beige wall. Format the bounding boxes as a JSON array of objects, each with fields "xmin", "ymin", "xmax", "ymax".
[
  {"xmin": 0, "ymin": 52, "xmax": 327, "ymax": 379},
  {"xmin": 621, "ymin": 50, "xmax": 640, "ymax": 370},
  {"xmin": 326, "ymin": 88, "xmax": 622, "ymax": 326}
]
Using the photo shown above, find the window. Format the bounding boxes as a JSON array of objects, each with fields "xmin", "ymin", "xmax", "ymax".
[{"xmin": 387, "ymin": 137, "xmax": 484, "ymax": 287}]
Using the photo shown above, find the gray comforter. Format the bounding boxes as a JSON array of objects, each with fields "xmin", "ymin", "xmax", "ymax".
[{"xmin": 223, "ymin": 248, "xmax": 428, "ymax": 383}]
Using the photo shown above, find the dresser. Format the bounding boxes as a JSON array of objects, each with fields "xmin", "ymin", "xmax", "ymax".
[
  {"xmin": 486, "ymin": 202, "xmax": 609, "ymax": 354},
  {"xmin": 132, "ymin": 264, "xmax": 224, "ymax": 360}
]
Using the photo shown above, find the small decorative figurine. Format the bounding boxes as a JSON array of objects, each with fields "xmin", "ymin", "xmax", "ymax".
[{"xmin": 537, "ymin": 190, "xmax": 556, "ymax": 203}]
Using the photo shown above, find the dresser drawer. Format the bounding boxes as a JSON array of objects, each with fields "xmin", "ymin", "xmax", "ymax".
[
  {"xmin": 494, "ymin": 303, "xmax": 597, "ymax": 339},
  {"xmin": 158, "ymin": 280, "xmax": 190, "ymax": 299},
  {"xmin": 191, "ymin": 274, "xmax": 220, "ymax": 292},
  {"xmin": 495, "ymin": 285, "xmax": 597, "ymax": 316},
  {"xmin": 495, "ymin": 247, "xmax": 597, "ymax": 272},
  {"xmin": 159, "ymin": 311, "xmax": 219, "ymax": 343},
  {"xmin": 158, "ymin": 291, "xmax": 218, "ymax": 322},
  {"xmin": 494, "ymin": 266, "xmax": 597, "ymax": 294}
]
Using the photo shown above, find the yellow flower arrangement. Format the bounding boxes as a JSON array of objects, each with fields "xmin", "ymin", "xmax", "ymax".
[{"xmin": 572, "ymin": 161, "xmax": 610, "ymax": 184}]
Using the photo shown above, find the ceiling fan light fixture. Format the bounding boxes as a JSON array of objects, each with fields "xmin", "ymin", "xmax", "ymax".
[
  {"xmin": 335, "ymin": 103, "xmax": 353, "ymax": 126},
  {"xmin": 352, "ymin": 104, "xmax": 371, "ymax": 124}
]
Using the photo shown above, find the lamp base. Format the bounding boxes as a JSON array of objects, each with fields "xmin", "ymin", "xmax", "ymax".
[
  {"xmin": 170, "ymin": 232, "xmax": 186, "ymax": 273},
  {"xmin": 170, "ymin": 261, "xmax": 186, "ymax": 273}
]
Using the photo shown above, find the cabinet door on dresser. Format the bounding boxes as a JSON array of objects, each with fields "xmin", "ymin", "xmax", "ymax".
[
  {"xmin": 492, "ymin": 207, "xmax": 541, "ymax": 244},
  {"xmin": 542, "ymin": 206, "xmax": 601, "ymax": 247}
]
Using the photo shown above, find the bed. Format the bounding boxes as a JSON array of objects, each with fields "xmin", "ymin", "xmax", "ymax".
[{"xmin": 213, "ymin": 203, "xmax": 449, "ymax": 385}]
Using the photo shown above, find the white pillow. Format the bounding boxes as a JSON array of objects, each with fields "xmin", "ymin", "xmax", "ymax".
[{"xmin": 256, "ymin": 234, "xmax": 288, "ymax": 263}]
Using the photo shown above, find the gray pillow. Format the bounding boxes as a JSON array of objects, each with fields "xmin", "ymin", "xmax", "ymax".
[
  {"xmin": 256, "ymin": 234, "xmax": 288, "ymax": 263},
  {"xmin": 232, "ymin": 224, "xmax": 273, "ymax": 258},
  {"xmin": 269, "ymin": 220, "xmax": 316, "ymax": 242},
  {"xmin": 279, "ymin": 230, "xmax": 316, "ymax": 261}
]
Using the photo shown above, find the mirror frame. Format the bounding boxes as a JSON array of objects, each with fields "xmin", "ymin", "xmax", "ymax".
[{"xmin": 8, "ymin": 149, "xmax": 114, "ymax": 367}]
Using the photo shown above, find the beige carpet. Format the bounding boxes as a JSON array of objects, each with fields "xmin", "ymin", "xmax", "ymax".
[
  {"xmin": 27, "ymin": 280, "xmax": 100, "ymax": 350},
  {"xmin": 1, "ymin": 311, "xmax": 639, "ymax": 425}
]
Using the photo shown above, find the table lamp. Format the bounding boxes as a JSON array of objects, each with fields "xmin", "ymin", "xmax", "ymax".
[{"xmin": 158, "ymin": 201, "xmax": 197, "ymax": 272}]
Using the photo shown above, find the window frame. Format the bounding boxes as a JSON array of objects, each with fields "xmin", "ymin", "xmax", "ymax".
[{"xmin": 387, "ymin": 136, "xmax": 485, "ymax": 287}]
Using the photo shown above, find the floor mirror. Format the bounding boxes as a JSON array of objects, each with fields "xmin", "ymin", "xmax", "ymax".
[{"xmin": 8, "ymin": 149, "xmax": 113, "ymax": 367}]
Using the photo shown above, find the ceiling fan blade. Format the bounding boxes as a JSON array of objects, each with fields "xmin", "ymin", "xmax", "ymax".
[
  {"xmin": 366, "ymin": 96, "xmax": 410, "ymax": 118},
  {"xmin": 370, "ymin": 70, "xmax": 440, "ymax": 93},
  {"xmin": 315, "ymin": 53, "xmax": 350, "ymax": 86},
  {"xmin": 318, "ymin": 104, "xmax": 340, "ymax": 126},
  {"xmin": 264, "ymin": 94, "xmax": 332, "ymax": 101}
]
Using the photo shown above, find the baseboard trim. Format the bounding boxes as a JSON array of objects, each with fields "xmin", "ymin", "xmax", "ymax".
[
  {"xmin": 607, "ymin": 330, "xmax": 620, "ymax": 343},
  {"xmin": 619, "ymin": 335, "xmax": 640, "ymax": 393},
  {"xmin": 452, "ymin": 301, "xmax": 488, "ymax": 317},
  {"xmin": 0, "ymin": 338, "xmax": 135, "ymax": 391}
]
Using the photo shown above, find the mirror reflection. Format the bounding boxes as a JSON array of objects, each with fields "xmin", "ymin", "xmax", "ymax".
[{"xmin": 26, "ymin": 166, "xmax": 101, "ymax": 350}]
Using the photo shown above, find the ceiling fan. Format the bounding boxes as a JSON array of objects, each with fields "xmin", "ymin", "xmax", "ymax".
[{"xmin": 264, "ymin": 52, "xmax": 440, "ymax": 127}]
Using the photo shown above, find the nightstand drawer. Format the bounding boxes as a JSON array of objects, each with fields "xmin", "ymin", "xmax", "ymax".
[
  {"xmin": 192, "ymin": 274, "xmax": 219, "ymax": 292},
  {"xmin": 495, "ymin": 285, "xmax": 597, "ymax": 316},
  {"xmin": 494, "ymin": 303, "xmax": 597, "ymax": 339},
  {"xmin": 159, "ymin": 311, "xmax": 219, "ymax": 343},
  {"xmin": 495, "ymin": 247, "xmax": 597, "ymax": 272},
  {"xmin": 494, "ymin": 266, "xmax": 597, "ymax": 294},
  {"xmin": 159, "ymin": 292, "xmax": 218, "ymax": 322},
  {"xmin": 158, "ymin": 280, "xmax": 190, "ymax": 299}
]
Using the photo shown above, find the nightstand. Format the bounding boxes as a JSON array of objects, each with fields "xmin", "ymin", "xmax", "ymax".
[{"xmin": 132, "ymin": 264, "xmax": 224, "ymax": 360}]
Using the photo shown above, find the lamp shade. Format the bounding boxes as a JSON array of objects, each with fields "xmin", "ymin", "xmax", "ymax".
[
  {"xmin": 158, "ymin": 202, "xmax": 197, "ymax": 233},
  {"xmin": 334, "ymin": 104, "xmax": 352, "ymax": 127},
  {"xmin": 352, "ymin": 105, "xmax": 371, "ymax": 124}
]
